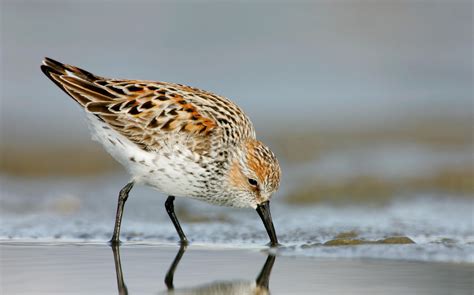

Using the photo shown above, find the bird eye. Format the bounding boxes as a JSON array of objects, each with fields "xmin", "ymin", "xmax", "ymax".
[{"xmin": 248, "ymin": 178, "xmax": 258, "ymax": 186}]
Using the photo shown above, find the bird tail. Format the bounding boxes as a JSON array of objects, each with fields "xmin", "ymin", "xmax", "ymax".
[{"xmin": 41, "ymin": 57, "xmax": 116, "ymax": 107}]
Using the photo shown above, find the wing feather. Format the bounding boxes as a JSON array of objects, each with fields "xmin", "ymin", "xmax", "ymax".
[{"xmin": 41, "ymin": 57, "xmax": 255, "ymax": 153}]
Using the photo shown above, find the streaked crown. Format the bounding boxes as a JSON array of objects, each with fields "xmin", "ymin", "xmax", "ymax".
[{"xmin": 245, "ymin": 140, "xmax": 281, "ymax": 196}]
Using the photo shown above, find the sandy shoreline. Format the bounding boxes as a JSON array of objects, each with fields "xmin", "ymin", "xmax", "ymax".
[{"xmin": 1, "ymin": 241, "xmax": 472, "ymax": 295}]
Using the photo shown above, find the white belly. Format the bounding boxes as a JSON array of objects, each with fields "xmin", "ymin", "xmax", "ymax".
[{"xmin": 86, "ymin": 114, "xmax": 206, "ymax": 197}]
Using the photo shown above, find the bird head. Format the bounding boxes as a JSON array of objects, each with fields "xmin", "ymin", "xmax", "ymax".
[{"xmin": 226, "ymin": 139, "xmax": 281, "ymax": 246}]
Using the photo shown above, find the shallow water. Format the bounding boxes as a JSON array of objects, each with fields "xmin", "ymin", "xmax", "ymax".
[
  {"xmin": 1, "ymin": 243, "xmax": 473, "ymax": 295},
  {"xmin": 1, "ymin": 174, "xmax": 473, "ymax": 263}
]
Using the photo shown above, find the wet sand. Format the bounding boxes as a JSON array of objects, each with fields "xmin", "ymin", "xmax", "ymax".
[{"xmin": 1, "ymin": 241, "xmax": 472, "ymax": 295}]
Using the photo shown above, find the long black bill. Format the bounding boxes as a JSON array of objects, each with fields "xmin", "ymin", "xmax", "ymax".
[{"xmin": 256, "ymin": 201, "xmax": 279, "ymax": 247}]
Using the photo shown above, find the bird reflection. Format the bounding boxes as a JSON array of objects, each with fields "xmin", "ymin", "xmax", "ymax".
[{"xmin": 111, "ymin": 245, "xmax": 276, "ymax": 295}]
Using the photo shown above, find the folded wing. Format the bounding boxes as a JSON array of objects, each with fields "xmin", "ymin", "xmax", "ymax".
[{"xmin": 41, "ymin": 58, "xmax": 227, "ymax": 153}]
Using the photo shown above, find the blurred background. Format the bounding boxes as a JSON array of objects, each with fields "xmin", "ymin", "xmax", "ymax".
[
  {"xmin": 0, "ymin": 1, "xmax": 472, "ymax": 258},
  {"xmin": 2, "ymin": 0, "xmax": 472, "ymax": 199}
]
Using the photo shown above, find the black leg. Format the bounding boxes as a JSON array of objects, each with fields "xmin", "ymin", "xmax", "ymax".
[
  {"xmin": 164, "ymin": 245, "xmax": 187, "ymax": 290},
  {"xmin": 165, "ymin": 196, "xmax": 188, "ymax": 245},
  {"xmin": 110, "ymin": 182, "xmax": 134, "ymax": 245},
  {"xmin": 111, "ymin": 244, "xmax": 128, "ymax": 295}
]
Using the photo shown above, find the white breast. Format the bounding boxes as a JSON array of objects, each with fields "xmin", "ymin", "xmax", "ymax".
[{"xmin": 85, "ymin": 113, "xmax": 206, "ymax": 197}]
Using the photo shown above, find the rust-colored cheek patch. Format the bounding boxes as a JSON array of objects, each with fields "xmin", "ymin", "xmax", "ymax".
[{"xmin": 228, "ymin": 161, "xmax": 248, "ymax": 189}]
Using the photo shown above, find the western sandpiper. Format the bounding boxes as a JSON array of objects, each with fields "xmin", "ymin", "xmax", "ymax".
[{"xmin": 41, "ymin": 58, "xmax": 281, "ymax": 246}]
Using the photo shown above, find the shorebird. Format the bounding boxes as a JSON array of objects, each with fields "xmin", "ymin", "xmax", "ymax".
[{"xmin": 41, "ymin": 58, "xmax": 281, "ymax": 246}]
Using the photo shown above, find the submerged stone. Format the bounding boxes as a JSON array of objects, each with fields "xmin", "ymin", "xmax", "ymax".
[
  {"xmin": 377, "ymin": 237, "xmax": 415, "ymax": 244},
  {"xmin": 335, "ymin": 231, "xmax": 359, "ymax": 239},
  {"xmin": 324, "ymin": 239, "xmax": 365, "ymax": 246},
  {"xmin": 324, "ymin": 236, "xmax": 415, "ymax": 246}
]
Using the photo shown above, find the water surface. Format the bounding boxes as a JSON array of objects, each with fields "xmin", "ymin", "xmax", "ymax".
[
  {"xmin": 1, "ymin": 173, "xmax": 472, "ymax": 263},
  {"xmin": 1, "ymin": 243, "xmax": 472, "ymax": 295}
]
